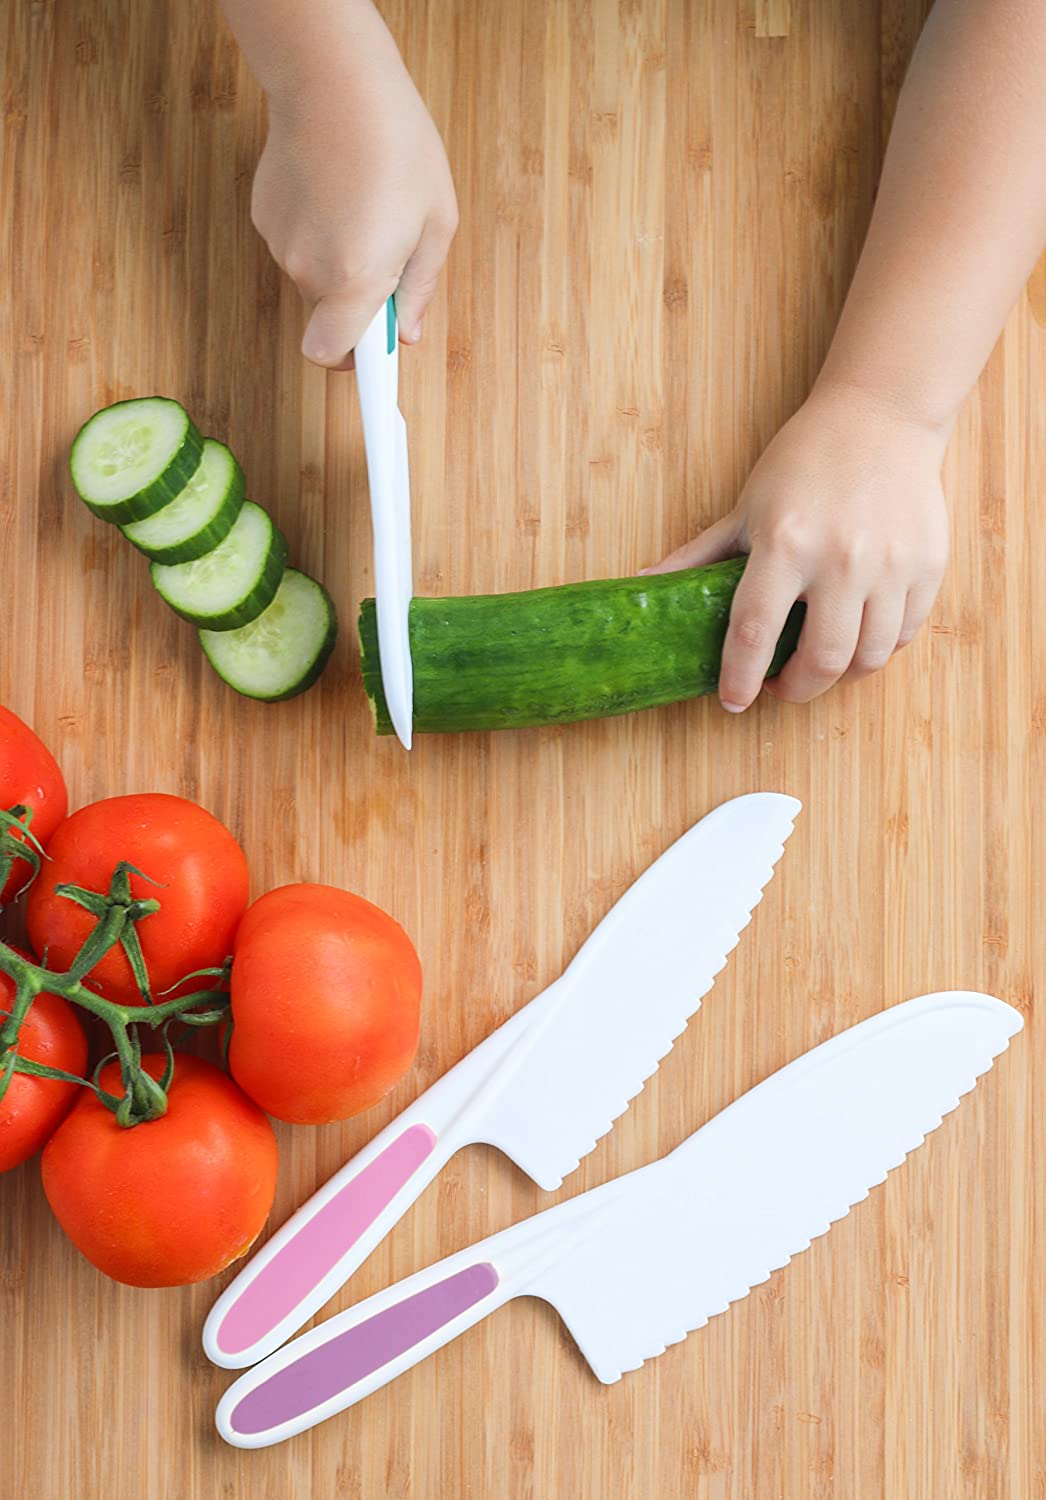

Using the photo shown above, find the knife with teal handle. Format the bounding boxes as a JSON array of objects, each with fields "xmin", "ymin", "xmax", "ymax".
[{"xmin": 355, "ymin": 296, "xmax": 413, "ymax": 748}]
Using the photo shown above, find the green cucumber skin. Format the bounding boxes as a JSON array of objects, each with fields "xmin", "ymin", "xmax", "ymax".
[
  {"xmin": 200, "ymin": 583, "xmax": 338, "ymax": 702},
  {"xmin": 71, "ymin": 401, "xmax": 205, "ymax": 525},
  {"xmin": 150, "ymin": 524, "xmax": 289, "ymax": 631},
  {"xmin": 120, "ymin": 458, "xmax": 246, "ymax": 563},
  {"xmin": 358, "ymin": 557, "xmax": 804, "ymax": 735}
]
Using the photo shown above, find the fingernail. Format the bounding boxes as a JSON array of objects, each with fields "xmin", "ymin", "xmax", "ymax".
[
  {"xmin": 720, "ymin": 700, "xmax": 746, "ymax": 714},
  {"xmin": 407, "ymin": 321, "xmax": 423, "ymax": 343}
]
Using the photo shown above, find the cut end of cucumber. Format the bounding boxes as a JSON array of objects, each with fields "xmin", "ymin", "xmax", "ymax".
[
  {"xmin": 358, "ymin": 597, "xmax": 395, "ymax": 735},
  {"xmin": 200, "ymin": 570, "xmax": 338, "ymax": 702},
  {"xmin": 70, "ymin": 397, "xmax": 203, "ymax": 523}
]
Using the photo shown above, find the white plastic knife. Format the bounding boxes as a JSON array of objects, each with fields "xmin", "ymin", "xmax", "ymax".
[
  {"xmin": 204, "ymin": 792, "xmax": 800, "ymax": 1369},
  {"xmin": 355, "ymin": 297, "xmax": 413, "ymax": 749},
  {"xmin": 216, "ymin": 990, "xmax": 1022, "ymax": 1447}
]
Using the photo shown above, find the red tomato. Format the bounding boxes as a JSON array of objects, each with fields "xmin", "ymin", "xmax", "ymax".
[
  {"xmin": 229, "ymin": 883, "xmax": 422, "ymax": 1124},
  {"xmin": 27, "ymin": 794, "xmax": 248, "ymax": 1005},
  {"xmin": 0, "ymin": 954, "xmax": 88, "ymax": 1171},
  {"xmin": 41, "ymin": 1052, "xmax": 278, "ymax": 1287},
  {"xmin": 0, "ymin": 705, "xmax": 69, "ymax": 905}
]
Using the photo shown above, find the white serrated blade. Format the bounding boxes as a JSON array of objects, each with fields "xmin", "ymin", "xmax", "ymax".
[
  {"xmin": 532, "ymin": 991, "xmax": 1022, "ymax": 1382},
  {"xmin": 204, "ymin": 793, "xmax": 797, "ymax": 1371},
  {"xmin": 216, "ymin": 992, "xmax": 1021, "ymax": 1446},
  {"xmin": 475, "ymin": 791, "xmax": 801, "ymax": 1186}
]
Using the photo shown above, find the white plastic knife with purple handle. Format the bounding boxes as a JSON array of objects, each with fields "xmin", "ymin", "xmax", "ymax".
[
  {"xmin": 204, "ymin": 793, "xmax": 800, "ymax": 1369},
  {"xmin": 216, "ymin": 991, "xmax": 1022, "ymax": 1447}
]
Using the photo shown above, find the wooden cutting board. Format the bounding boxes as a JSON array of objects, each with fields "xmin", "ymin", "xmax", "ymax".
[{"xmin": 2, "ymin": 1, "xmax": 1042, "ymax": 1495}]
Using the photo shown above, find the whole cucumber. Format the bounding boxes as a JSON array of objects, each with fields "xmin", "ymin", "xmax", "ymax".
[{"xmin": 358, "ymin": 557, "xmax": 804, "ymax": 735}]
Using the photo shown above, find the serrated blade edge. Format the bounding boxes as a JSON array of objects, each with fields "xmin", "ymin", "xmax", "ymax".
[
  {"xmin": 474, "ymin": 793, "xmax": 801, "ymax": 1188},
  {"xmin": 528, "ymin": 992, "xmax": 1021, "ymax": 1381}
]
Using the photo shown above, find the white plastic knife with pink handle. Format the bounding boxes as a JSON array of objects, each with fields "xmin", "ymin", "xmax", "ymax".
[
  {"xmin": 216, "ymin": 991, "xmax": 1022, "ymax": 1447},
  {"xmin": 203, "ymin": 792, "xmax": 800, "ymax": 1369}
]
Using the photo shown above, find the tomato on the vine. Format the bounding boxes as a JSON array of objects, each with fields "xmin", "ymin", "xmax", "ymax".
[
  {"xmin": 27, "ymin": 794, "xmax": 249, "ymax": 1005},
  {"xmin": 229, "ymin": 883, "xmax": 423, "ymax": 1124},
  {"xmin": 0, "ymin": 953, "xmax": 87, "ymax": 1172},
  {"xmin": 0, "ymin": 705, "xmax": 68, "ymax": 905},
  {"xmin": 41, "ymin": 1053, "xmax": 278, "ymax": 1287}
]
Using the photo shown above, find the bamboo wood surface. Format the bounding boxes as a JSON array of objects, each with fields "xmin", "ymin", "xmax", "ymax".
[{"xmin": 1, "ymin": 1, "xmax": 1042, "ymax": 1495}]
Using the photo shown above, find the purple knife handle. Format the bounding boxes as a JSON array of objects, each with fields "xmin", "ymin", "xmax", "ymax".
[
  {"xmin": 220, "ymin": 1262, "xmax": 501, "ymax": 1444},
  {"xmin": 206, "ymin": 1123, "xmax": 440, "ymax": 1366}
]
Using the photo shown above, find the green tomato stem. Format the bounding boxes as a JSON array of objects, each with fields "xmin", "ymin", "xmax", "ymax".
[{"xmin": 0, "ymin": 856, "xmax": 233, "ymax": 1126}]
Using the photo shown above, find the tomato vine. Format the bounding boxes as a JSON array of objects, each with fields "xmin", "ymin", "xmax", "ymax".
[{"xmin": 0, "ymin": 844, "xmax": 232, "ymax": 1127}]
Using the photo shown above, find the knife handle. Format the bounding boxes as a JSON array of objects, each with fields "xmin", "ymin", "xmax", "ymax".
[
  {"xmin": 216, "ymin": 1255, "xmax": 507, "ymax": 1448},
  {"xmin": 203, "ymin": 1115, "xmax": 451, "ymax": 1369},
  {"xmin": 215, "ymin": 1169, "xmax": 632, "ymax": 1448}
]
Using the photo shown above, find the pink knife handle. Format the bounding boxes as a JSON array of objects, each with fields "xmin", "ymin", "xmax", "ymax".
[
  {"xmin": 218, "ymin": 1261, "xmax": 501, "ymax": 1447},
  {"xmin": 204, "ymin": 1122, "xmax": 442, "ymax": 1368}
]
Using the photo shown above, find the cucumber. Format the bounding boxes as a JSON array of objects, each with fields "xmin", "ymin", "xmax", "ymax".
[
  {"xmin": 358, "ymin": 557, "xmax": 804, "ymax": 735},
  {"xmin": 199, "ymin": 570, "xmax": 337, "ymax": 701},
  {"xmin": 70, "ymin": 397, "xmax": 203, "ymax": 524},
  {"xmin": 150, "ymin": 501, "xmax": 287, "ymax": 630},
  {"xmin": 120, "ymin": 439, "xmax": 245, "ymax": 563}
]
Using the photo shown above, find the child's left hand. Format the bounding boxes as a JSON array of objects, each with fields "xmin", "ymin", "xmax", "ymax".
[{"xmin": 646, "ymin": 383, "xmax": 951, "ymax": 711}]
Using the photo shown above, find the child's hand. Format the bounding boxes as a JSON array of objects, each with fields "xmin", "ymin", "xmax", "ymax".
[
  {"xmin": 647, "ymin": 385, "xmax": 950, "ymax": 711},
  {"xmin": 250, "ymin": 47, "xmax": 457, "ymax": 370}
]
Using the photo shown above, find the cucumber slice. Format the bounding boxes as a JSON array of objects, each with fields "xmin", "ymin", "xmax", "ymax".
[
  {"xmin": 150, "ymin": 501, "xmax": 287, "ymax": 630},
  {"xmin": 121, "ymin": 439, "xmax": 245, "ymax": 563},
  {"xmin": 199, "ymin": 570, "xmax": 338, "ymax": 701},
  {"xmin": 70, "ymin": 397, "xmax": 203, "ymax": 524}
]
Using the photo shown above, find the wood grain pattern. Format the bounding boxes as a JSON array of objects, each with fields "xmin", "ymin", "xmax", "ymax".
[{"xmin": 1, "ymin": 1, "xmax": 1042, "ymax": 1495}]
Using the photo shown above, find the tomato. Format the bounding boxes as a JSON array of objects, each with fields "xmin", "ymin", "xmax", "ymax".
[
  {"xmin": 229, "ymin": 883, "xmax": 422, "ymax": 1124},
  {"xmin": 27, "ymin": 793, "xmax": 249, "ymax": 1006},
  {"xmin": 41, "ymin": 1052, "xmax": 278, "ymax": 1287},
  {"xmin": 0, "ymin": 705, "xmax": 68, "ymax": 905},
  {"xmin": 0, "ymin": 954, "xmax": 88, "ymax": 1171}
]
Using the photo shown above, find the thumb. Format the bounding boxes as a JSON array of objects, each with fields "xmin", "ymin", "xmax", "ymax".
[
  {"xmin": 394, "ymin": 209, "xmax": 458, "ymax": 344},
  {"xmin": 302, "ymin": 290, "xmax": 389, "ymax": 371},
  {"xmin": 640, "ymin": 513, "xmax": 743, "ymax": 575}
]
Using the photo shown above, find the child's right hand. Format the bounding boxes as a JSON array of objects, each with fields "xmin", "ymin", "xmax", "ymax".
[{"xmin": 251, "ymin": 44, "xmax": 458, "ymax": 370}]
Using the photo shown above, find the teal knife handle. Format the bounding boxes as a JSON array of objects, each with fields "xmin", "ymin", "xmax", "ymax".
[{"xmin": 386, "ymin": 295, "xmax": 397, "ymax": 353}]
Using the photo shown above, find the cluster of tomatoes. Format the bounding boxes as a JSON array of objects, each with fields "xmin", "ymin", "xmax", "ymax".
[{"xmin": 0, "ymin": 705, "xmax": 422, "ymax": 1288}]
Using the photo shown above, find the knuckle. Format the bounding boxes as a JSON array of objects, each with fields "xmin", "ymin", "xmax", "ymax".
[
  {"xmin": 763, "ymin": 514, "xmax": 812, "ymax": 561},
  {"xmin": 855, "ymin": 645, "xmax": 892, "ymax": 673},
  {"xmin": 404, "ymin": 270, "xmax": 441, "ymax": 301},
  {"xmin": 880, "ymin": 540, "xmax": 908, "ymax": 574},
  {"xmin": 434, "ymin": 200, "xmax": 460, "ymax": 241},
  {"xmin": 281, "ymin": 242, "xmax": 325, "ymax": 288},
  {"xmin": 805, "ymin": 646, "xmax": 850, "ymax": 679},
  {"xmin": 282, "ymin": 247, "xmax": 309, "ymax": 283},
  {"xmin": 837, "ymin": 531, "xmax": 876, "ymax": 578},
  {"xmin": 733, "ymin": 615, "xmax": 768, "ymax": 651}
]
